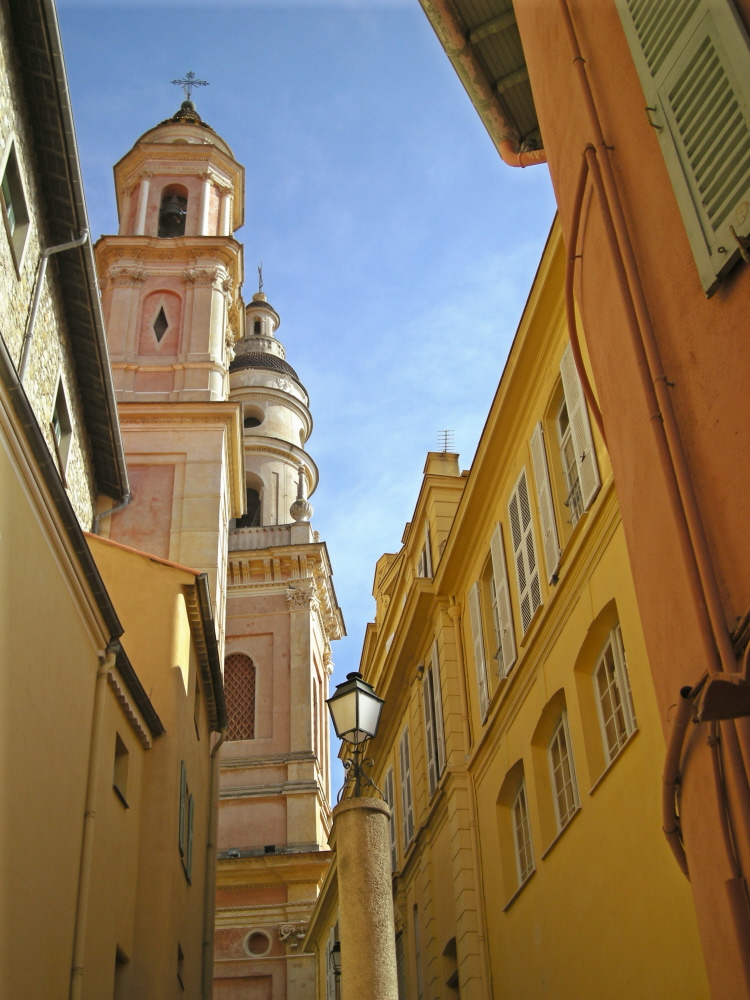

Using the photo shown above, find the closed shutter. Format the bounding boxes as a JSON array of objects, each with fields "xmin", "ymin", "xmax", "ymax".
[
  {"xmin": 508, "ymin": 469, "xmax": 542, "ymax": 634},
  {"xmin": 490, "ymin": 523, "xmax": 517, "ymax": 676},
  {"xmin": 431, "ymin": 641, "xmax": 446, "ymax": 774},
  {"xmin": 467, "ymin": 582, "xmax": 489, "ymax": 720},
  {"xmin": 615, "ymin": 0, "xmax": 750, "ymax": 294},
  {"xmin": 186, "ymin": 792, "xmax": 194, "ymax": 883},
  {"xmin": 424, "ymin": 519, "xmax": 433, "ymax": 577},
  {"xmin": 560, "ymin": 346, "xmax": 601, "ymax": 511},
  {"xmin": 530, "ymin": 422, "xmax": 561, "ymax": 582},
  {"xmin": 384, "ymin": 767, "xmax": 398, "ymax": 871},
  {"xmin": 178, "ymin": 760, "xmax": 187, "ymax": 857},
  {"xmin": 423, "ymin": 670, "xmax": 437, "ymax": 796},
  {"xmin": 399, "ymin": 727, "xmax": 415, "ymax": 846}
]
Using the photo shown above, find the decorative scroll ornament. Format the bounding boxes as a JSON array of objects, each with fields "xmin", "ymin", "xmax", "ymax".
[
  {"xmin": 285, "ymin": 587, "xmax": 317, "ymax": 611},
  {"xmin": 107, "ymin": 265, "xmax": 146, "ymax": 286},
  {"xmin": 182, "ymin": 265, "xmax": 227, "ymax": 287},
  {"xmin": 279, "ymin": 921, "xmax": 308, "ymax": 949}
]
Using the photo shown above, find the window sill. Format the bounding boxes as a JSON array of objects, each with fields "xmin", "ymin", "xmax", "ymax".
[
  {"xmin": 588, "ymin": 727, "xmax": 639, "ymax": 796},
  {"xmin": 503, "ymin": 868, "xmax": 536, "ymax": 911},
  {"xmin": 540, "ymin": 804, "xmax": 581, "ymax": 860}
]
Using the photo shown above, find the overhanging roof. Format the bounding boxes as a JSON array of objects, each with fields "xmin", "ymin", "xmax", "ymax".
[{"xmin": 8, "ymin": 0, "xmax": 129, "ymax": 499}]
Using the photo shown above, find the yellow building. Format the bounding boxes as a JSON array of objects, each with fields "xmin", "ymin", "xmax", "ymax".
[{"xmin": 306, "ymin": 221, "xmax": 710, "ymax": 999}]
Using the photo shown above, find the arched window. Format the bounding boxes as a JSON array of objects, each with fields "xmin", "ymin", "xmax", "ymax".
[
  {"xmin": 236, "ymin": 488, "xmax": 261, "ymax": 528},
  {"xmin": 224, "ymin": 654, "xmax": 256, "ymax": 740},
  {"xmin": 158, "ymin": 184, "xmax": 188, "ymax": 238}
]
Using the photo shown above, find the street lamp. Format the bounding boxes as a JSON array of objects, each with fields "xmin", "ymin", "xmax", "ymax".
[
  {"xmin": 330, "ymin": 940, "xmax": 341, "ymax": 979},
  {"xmin": 327, "ymin": 672, "xmax": 385, "ymax": 797}
]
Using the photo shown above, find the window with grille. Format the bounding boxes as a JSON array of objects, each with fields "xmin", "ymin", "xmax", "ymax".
[
  {"xmin": 595, "ymin": 624, "xmax": 637, "ymax": 763},
  {"xmin": 224, "ymin": 653, "xmax": 256, "ymax": 740},
  {"xmin": 512, "ymin": 780, "xmax": 534, "ymax": 886},
  {"xmin": 548, "ymin": 713, "xmax": 579, "ymax": 831},
  {"xmin": 508, "ymin": 468, "xmax": 542, "ymax": 634}
]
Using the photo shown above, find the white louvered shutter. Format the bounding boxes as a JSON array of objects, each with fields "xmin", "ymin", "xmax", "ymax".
[
  {"xmin": 423, "ymin": 671, "xmax": 437, "ymax": 796},
  {"xmin": 560, "ymin": 345, "xmax": 601, "ymax": 511},
  {"xmin": 384, "ymin": 767, "xmax": 398, "ymax": 871},
  {"xmin": 490, "ymin": 523, "xmax": 517, "ymax": 676},
  {"xmin": 530, "ymin": 422, "xmax": 560, "ymax": 583},
  {"xmin": 399, "ymin": 727, "xmax": 414, "ymax": 846},
  {"xmin": 424, "ymin": 519, "xmax": 433, "ymax": 577},
  {"xmin": 508, "ymin": 469, "xmax": 542, "ymax": 634},
  {"xmin": 467, "ymin": 582, "xmax": 489, "ymax": 720},
  {"xmin": 432, "ymin": 641, "xmax": 446, "ymax": 774},
  {"xmin": 614, "ymin": 0, "xmax": 750, "ymax": 294}
]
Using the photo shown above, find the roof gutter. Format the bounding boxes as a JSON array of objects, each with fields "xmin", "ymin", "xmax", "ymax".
[
  {"xmin": 417, "ymin": 0, "xmax": 547, "ymax": 167},
  {"xmin": 38, "ymin": 0, "xmax": 130, "ymax": 497},
  {"xmin": 196, "ymin": 573, "xmax": 228, "ymax": 731}
]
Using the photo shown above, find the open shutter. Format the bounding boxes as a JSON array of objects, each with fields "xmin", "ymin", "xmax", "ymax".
[
  {"xmin": 423, "ymin": 670, "xmax": 437, "ymax": 796},
  {"xmin": 424, "ymin": 519, "xmax": 433, "ymax": 577},
  {"xmin": 530, "ymin": 422, "xmax": 561, "ymax": 582},
  {"xmin": 615, "ymin": 0, "xmax": 750, "ymax": 294},
  {"xmin": 384, "ymin": 768, "xmax": 398, "ymax": 871},
  {"xmin": 490, "ymin": 523, "xmax": 517, "ymax": 677},
  {"xmin": 178, "ymin": 760, "xmax": 187, "ymax": 857},
  {"xmin": 467, "ymin": 582, "xmax": 489, "ymax": 720},
  {"xmin": 508, "ymin": 469, "xmax": 542, "ymax": 634},
  {"xmin": 431, "ymin": 642, "xmax": 446, "ymax": 774},
  {"xmin": 186, "ymin": 792, "xmax": 194, "ymax": 883},
  {"xmin": 560, "ymin": 346, "xmax": 600, "ymax": 511},
  {"xmin": 399, "ymin": 727, "xmax": 414, "ymax": 846}
]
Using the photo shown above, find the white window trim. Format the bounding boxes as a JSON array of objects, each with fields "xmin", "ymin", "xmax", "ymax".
[
  {"xmin": 508, "ymin": 467, "xmax": 542, "ymax": 635},
  {"xmin": 399, "ymin": 726, "xmax": 415, "ymax": 848},
  {"xmin": 467, "ymin": 581, "xmax": 490, "ymax": 721},
  {"xmin": 489, "ymin": 522, "xmax": 517, "ymax": 677},
  {"xmin": 512, "ymin": 779, "xmax": 535, "ymax": 888},
  {"xmin": 384, "ymin": 767, "xmax": 398, "ymax": 871},
  {"xmin": 548, "ymin": 712, "xmax": 580, "ymax": 832},
  {"xmin": 530, "ymin": 421, "xmax": 561, "ymax": 582},
  {"xmin": 594, "ymin": 624, "xmax": 637, "ymax": 764}
]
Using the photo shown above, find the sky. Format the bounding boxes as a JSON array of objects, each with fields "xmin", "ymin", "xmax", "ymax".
[{"xmin": 57, "ymin": 0, "xmax": 556, "ymax": 778}]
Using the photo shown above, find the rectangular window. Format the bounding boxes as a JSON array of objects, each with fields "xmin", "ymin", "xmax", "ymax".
[
  {"xmin": 113, "ymin": 733, "xmax": 129, "ymax": 806},
  {"xmin": 512, "ymin": 780, "xmax": 534, "ymax": 886},
  {"xmin": 51, "ymin": 380, "xmax": 72, "ymax": 485},
  {"xmin": 557, "ymin": 397, "xmax": 583, "ymax": 526},
  {"xmin": 595, "ymin": 624, "xmax": 637, "ymax": 762},
  {"xmin": 615, "ymin": 0, "xmax": 750, "ymax": 294},
  {"xmin": 530, "ymin": 421, "xmax": 561, "ymax": 581},
  {"xmin": 559, "ymin": 346, "xmax": 600, "ymax": 515},
  {"xmin": 384, "ymin": 767, "xmax": 398, "ymax": 871},
  {"xmin": 399, "ymin": 726, "xmax": 415, "ymax": 847},
  {"xmin": 178, "ymin": 760, "xmax": 194, "ymax": 882},
  {"xmin": 0, "ymin": 142, "xmax": 30, "ymax": 266},
  {"xmin": 467, "ymin": 581, "xmax": 489, "ymax": 719},
  {"xmin": 423, "ymin": 643, "xmax": 446, "ymax": 797},
  {"xmin": 508, "ymin": 468, "xmax": 542, "ymax": 634},
  {"xmin": 548, "ymin": 714, "xmax": 579, "ymax": 831},
  {"xmin": 489, "ymin": 523, "xmax": 517, "ymax": 677}
]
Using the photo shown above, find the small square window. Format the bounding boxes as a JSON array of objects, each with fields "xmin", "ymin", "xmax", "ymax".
[
  {"xmin": 0, "ymin": 143, "xmax": 30, "ymax": 268},
  {"xmin": 113, "ymin": 733, "xmax": 129, "ymax": 806}
]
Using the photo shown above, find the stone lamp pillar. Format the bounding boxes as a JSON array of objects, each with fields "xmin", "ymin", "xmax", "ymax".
[{"xmin": 332, "ymin": 797, "xmax": 399, "ymax": 1000}]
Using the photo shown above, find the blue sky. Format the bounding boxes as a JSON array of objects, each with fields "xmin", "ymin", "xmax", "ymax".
[{"xmin": 58, "ymin": 0, "xmax": 555, "ymax": 745}]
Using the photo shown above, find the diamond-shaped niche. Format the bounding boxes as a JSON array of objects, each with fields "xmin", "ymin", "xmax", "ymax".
[{"xmin": 153, "ymin": 307, "xmax": 169, "ymax": 343}]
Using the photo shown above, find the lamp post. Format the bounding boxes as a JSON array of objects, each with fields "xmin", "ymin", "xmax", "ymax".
[{"xmin": 326, "ymin": 671, "xmax": 384, "ymax": 797}]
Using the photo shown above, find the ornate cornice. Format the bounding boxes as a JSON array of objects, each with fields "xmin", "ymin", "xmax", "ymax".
[{"xmin": 107, "ymin": 670, "xmax": 152, "ymax": 748}]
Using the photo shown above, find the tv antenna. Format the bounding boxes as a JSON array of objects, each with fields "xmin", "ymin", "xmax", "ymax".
[{"xmin": 438, "ymin": 430, "xmax": 455, "ymax": 453}]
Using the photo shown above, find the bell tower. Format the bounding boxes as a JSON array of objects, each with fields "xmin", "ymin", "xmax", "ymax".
[{"xmin": 95, "ymin": 99, "xmax": 246, "ymax": 641}]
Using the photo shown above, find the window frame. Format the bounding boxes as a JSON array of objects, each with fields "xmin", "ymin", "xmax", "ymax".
[
  {"xmin": 0, "ymin": 138, "xmax": 31, "ymax": 272},
  {"xmin": 548, "ymin": 713, "xmax": 580, "ymax": 832},
  {"xmin": 508, "ymin": 467, "xmax": 542, "ymax": 635},
  {"xmin": 556, "ymin": 395, "xmax": 584, "ymax": 528},
  {"xmin": 511, "ymin": 779, "xmax": 535, "ymax": 887},
  {"xmin": 399, "ymin": 726, "xmax": 415, "ymax": 848},
  {"xmin": 594, "ymin": 624, "xmax": 637, "ymax": 764}
]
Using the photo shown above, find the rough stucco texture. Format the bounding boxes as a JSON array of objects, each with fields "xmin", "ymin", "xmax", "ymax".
[{"xmin": 333, "ymin": 799, "xmax": 398, "ymax": 1000}]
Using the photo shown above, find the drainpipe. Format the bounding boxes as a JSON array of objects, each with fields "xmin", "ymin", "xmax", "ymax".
[
  {"xmin": 92, "ymin": 493, "xmax": 133, "ymax": 535},
  {"xmin": 18, "ymin": 229, "xmax": 89, "ymax": 382},
  {"xmin": 69, "ymin": 643, "xmax": 117, "ymax": 1000},
  {"xmin": 202, "ymin": 727, "xmax": 227, "ymax": 999}
]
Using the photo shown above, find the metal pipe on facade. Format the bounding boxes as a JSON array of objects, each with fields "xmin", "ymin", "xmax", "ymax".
[
  {"xmin": 19, "ymin": 229, "xmax": 89, "ymax": 382},
  {"xmin": 69, "ymin": 645, "xmax": 117, "ymax": 1000},
  {"xmin": 92, "ymin": 493, "xmax": 133, "ymax": 534},
  {"xmin": 202, "ymin": 727, "xmax": 227, "ymax": 999},
  {"xmin": 662, "ymin": 687, "xmax": 693, "ymax": 878}
]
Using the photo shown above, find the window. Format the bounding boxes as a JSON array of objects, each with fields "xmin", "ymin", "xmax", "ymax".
[
  {"xmin": 253, "ymin": 319, "xmax": 262, "ymax": 336},
  {"xmin": 0, "ymin": 142, "xmax": 29, "ymax": 265},
  {"xmin": 224, "ymin": 653, "xmax": 256, "ymax": 740},
  {"xmin": 489, "ymin": 522, "xmax": 517, "ymax": 677},
  {"xmin": 313, "ymin": 683, "xmax": 319, "ymax": 760},
  {"xmin": 559, "ymin": 345, "xmax": 601, "ymax": 516},
  {"xmin": 158, "ymin": 186, "xmax": 187, "ymax": 238},
  {"xmin": 512, "ymin": 780, "xmax": 534, "ymax": 886},
  {"xmin": 413, "ymin": 905, "xmax": 424, "ymax": 1000},
  {"xmin": 508, "ymin": 468, "xmax": 542, "ymax": 633},
  {"xmin": 467, "ymin": 581, "xmax": 490, "ymax": 720},
  {"xmin": 178, "ymin": 761, "xmax": 194, "ymax": 883},
  {"xmin": 243, "ymin": 404, "xmax": 264, "ymax": 429},
  {"xmin": 51, "ymin": 380, "xmax": 72, "ymax": 484},
  {"xmin": 384, "ymin": 767, "xmax": 398, "ymax": 871},
  {"xmin": 236, "ymin": 487, "xmax": 261, "ymax": 528},
  {"xmin": 416, "ymin": 520, "xmax": 433, "ymax": 578},
  {"xmin": 530, "ymin": 421, "xmax": 561, "ymax": 580},
  {"xmin": 548, "ymin": 714, "xmax": 579, "ymax": 831},
  {"xmin": 113, "ymin": 733, "xmax": 129, "ymax": 806},
  {"xmin": 423, "ymin": 643, "xmax": 446, "ymax": 795},
  {"xmin": 615, "ymin": 0, "xmax": 750, "ymax": 294},
  {"xmin": 595, "ymin": 624, "xmax": 637, "ymax": 762},
  {"xmin": 399, "ymin": 726, "xmax": 415, "ymax": 847}
]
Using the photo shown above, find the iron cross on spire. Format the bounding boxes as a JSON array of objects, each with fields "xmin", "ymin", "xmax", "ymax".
[{"xmin": 171, "ymin": 71, "xmax": 209, "ymax": 100}]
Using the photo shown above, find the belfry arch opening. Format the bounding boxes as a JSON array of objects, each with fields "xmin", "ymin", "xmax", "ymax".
[{"xmin": 158, "ymin": 183, "xmax": 188, "ymax": 238}]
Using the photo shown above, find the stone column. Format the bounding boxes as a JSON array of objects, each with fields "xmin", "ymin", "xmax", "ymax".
[
  {"xmin": 333, "ymin": 798, "xmax": 398, "ymax": 1000},
  {"xmin": 134, "ymin": 171, "xmax": 151, "ymax": 236},
  {"xmin": 199, "ymin": 172, "xmax": 212, "ymax": 235}
]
